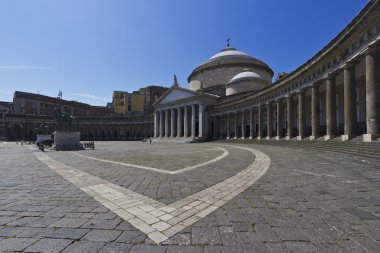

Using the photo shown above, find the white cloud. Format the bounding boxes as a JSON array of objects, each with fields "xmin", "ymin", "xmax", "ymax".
[
  {"xmin": 0, "ymin": 65, "xmax": 52, "ymax": 71},
  {"xmin": 72, "ymin": 93, "xmax": 109, "ymax": 101}
]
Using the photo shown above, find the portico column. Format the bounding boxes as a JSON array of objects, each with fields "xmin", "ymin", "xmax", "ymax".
[
  {"xmin": 364, "ymin": 48, "xmax": 380, "ymax": 142},
  {"xmin": 286, "ymin": 96, "xmax": 294, "ymax": 139},
  {"xmin": 165, "ymin": 109, "xmax": 169, "ymax": 137},
  {"xmin": 276, "ymin": 100, "xmax": 283, "ymax": 140},
  {"xmin": 184, "ymin": 106, "xmax": 189, "ymax": 137},
  {"xmin": 343, "ymin": 64, "xmax": 357, "ymax": 141},
  {"xmin": 325, "ymin": 74, "xmax": 337, "ymax": 140},
  {"xmin": 199, "ymin": 104, "xmax": 204, "ymax": 138},
  {"xmin": 249, "ymin": 109, "xmax": 254, "ymax": 139},
  {"xmin": 311, "ymin": 83, "xmax": 320, "ymax": 140},
  {"xmin": 219, "ymin": 115, "xmax": 223, "ymax": 139},
  {"xmin": 234, "ymin": 113, "xmax": 238, "ymax": 139},
  {"xmin": 191, "ymin": 104, "xmax": 196, "ymax": 138},
  {"xmin": 159, "ymin": 110, "xmax": 164, "ymax": 137},
  {"xmin": 267, "ymin": 103, "xmax": 273, "ymax": 139},
  {"xmin": 177, "ymin": 107, "xmax": 182, "ymax": 138},
  {"xmin": 171, "ymin": 108, "xmax": 175, "ymax": 137},
  {"xmin": 226, "ymin": 113, "xmax": 231, "ymax": 139},
  {"xmin": 213, "ymin": 116, "xmax": 217, "ymax": 139},
  {"xmin": 154, "ymin": 111, "xmax": 158, "ymax": 137},
  {"xmin": 297, "ymin": 90, "xmax": 306, "ymax": 140},
  {"xmin": 258, "ymin": 106, "xmax": 263, "ymax": 139},
  {"xmin": 241, "ymin": 111, "xmax": 246, "ymax": 139}
]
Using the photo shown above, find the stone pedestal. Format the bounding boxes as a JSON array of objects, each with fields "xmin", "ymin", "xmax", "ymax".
[{"xmin": 54, "ymin": 131, "xmax": 81, "ymax": 151}]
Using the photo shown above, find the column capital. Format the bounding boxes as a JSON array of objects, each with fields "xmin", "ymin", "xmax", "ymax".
[
  {"xmin": 344, "ymin": 60, "xmax": 359, "ymax": 70},
  {"xmin": 365, "ymin": 45, "xmax": 380, "ymax": 55},
  {"xmin": 326, "ymin": 72, "xmax": 338, "ymax": 81}
]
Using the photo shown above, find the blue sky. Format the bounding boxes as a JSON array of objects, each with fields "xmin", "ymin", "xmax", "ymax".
[{"xmin": 0, "ymin": 0, "xmax": 367, "ymax": 106}]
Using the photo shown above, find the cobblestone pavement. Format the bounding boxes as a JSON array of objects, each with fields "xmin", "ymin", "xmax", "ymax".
[{"xmin": 0, "ymin": 141, "xmax": 379, "ymax": 252}]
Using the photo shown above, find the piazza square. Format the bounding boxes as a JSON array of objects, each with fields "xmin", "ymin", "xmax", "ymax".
[{"xmin": 0, "ymin": 0, "xmax": 380, "ymax": 253}]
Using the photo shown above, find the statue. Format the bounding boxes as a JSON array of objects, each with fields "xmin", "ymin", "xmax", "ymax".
[
  {"xmin": 226, "ymin": 38, "xmax": 230, "ymax": 47},
  {"xmin": 173, "ymin": 74, "xmax": 179, "ymax": 87}
]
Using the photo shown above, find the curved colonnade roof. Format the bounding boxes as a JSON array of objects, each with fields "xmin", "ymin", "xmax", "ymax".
[{"xmin": 211, "ymin": 0, "xmax": 380, "ymax": 110}]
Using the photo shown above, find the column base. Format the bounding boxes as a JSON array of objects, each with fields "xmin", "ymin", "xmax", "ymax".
[
  {"xmin": 249, "ymin": 136, "xmax": 253, "ymax": 140},
  {"xmin": 362, "ymin": 134, "xmax": 380, "ymax": 142},
  {"xmin": 275, "ymin": 136, "xmax": 281, "ymax": 140},
  {"xmin": 234, "ymin": 137, "xmax": 238, "ymax": 139},
  {"xmin": 296, "ymin": 136, "xmax": 303, "ymax": 141},
  {"xmin": 241, "ymin": 137, "xmax": 245, "ymax": 140},
  {"xmin": 265, "ymin": 136, "xmax": 271, "ymax": 140},
  {"xmin": 285, "ymin": 136, "xmax": 292, "ymax": 140},
  {"xmin": 323, "ymin": 135, "xmax": 334, "ymax": 141},
  {"xmin": 226, "ymin": 137, "xmax": 230, "ymax": 140},
  {"xmin": 341, "ymin": 135, "xmax": 354, "ymax": 142},
  {"xmin": 257, "ymin": 136, "xmax": 262, "ymax": 140},
  {"xmin": 309, "ymin": 136, "xmax": 318, "ymax": 141}
]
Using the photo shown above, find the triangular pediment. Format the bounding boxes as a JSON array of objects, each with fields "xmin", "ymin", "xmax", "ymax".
[{"xmin": 155, "ymin": 87, "xmax": 199, "ymax": 105}]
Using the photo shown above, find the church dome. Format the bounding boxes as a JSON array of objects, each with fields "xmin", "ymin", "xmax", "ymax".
[
  {"xmin": 226, "ymin": 70, "xmax": 269, "ymax": 96},
  {"xmin": 228, "ymin": 71, "xmax": 264, "ymax": 84},
  {"xmin": 188, "ymin": 43, "xmax": 273, "ymax": 97}
]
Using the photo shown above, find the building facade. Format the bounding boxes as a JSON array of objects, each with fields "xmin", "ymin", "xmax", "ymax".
[
  {"xmin": 154, "ymin": 0, "xmax": 380, "ymax": 142},
  {"xmin": 112, "ymin": 86, "xmax": 168, "ymax": 115}
]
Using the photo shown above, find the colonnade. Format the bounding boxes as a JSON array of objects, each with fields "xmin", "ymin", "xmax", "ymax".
[
  {"xmin": 209, "ymin": 47, "xmax": 380, "ymax": 142},
  {"xmin": 154, "ymin": 103, "xmax": 205, "ymax": 138}
]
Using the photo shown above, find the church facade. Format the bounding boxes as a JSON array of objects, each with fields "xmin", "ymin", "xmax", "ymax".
[{"xmin": 154, "ymin": 0, "xmax": 380, "ymax": 142}]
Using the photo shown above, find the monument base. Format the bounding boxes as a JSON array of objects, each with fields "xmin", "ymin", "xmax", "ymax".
[{"xmin": 54, "ymin": 131, "xmax": 82, "ymax": 151}]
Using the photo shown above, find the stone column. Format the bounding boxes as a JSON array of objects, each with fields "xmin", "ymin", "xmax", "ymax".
[
  {"xmin": 177, "ymin": 107, "xmax": 182, "ymax": 138},
  {"xmin": 286, "ymin": 96, "xmax": 294, "ymax": 139},
  {"xmin": 234, "ymin": 113, "xmax": 238, "ymax": 139},
  {"xmin": 241, "ymin": 111, "xmax": 246, "ymax": 139},
  {"xmin": 343, "ymin": 64, "xmax": 357, "ymax": 141},
  {"xmin": 213, "ymin": 116, "xmax": 217, "ymax": 139},
  {"xmin": 159, "ymin": 110, "xmax": 163, "ymax": 137},
  {"xmin": 226, "ymin": 113, "xmax": 231, "ymax": 139},
  {"xmin": 258, "ymin": 106, "xmax": 263, "ymax": 139},
  {"xmin": 165, "ymin": 110, "xmax": 169, "ymax": 137},
  {"xmin": 184, "ymin": 106, "xmax": 189, "ymax": 137},
  {"xmin": 199, "ymin": 104, "xmax": 204, "ymax": 138},
  {"xmin": 249, "ymin": 109, "xmax": 254, "ymax": 139},
  {"xmin": 219, "ymin": 115, "xmax": 223, "ymax": 139},
  {"xmin": 171, "ymin": 108, "xmax": 175, "ymax": 138},
  {"xmin": 276, "ymin": 100, "xmax": 283, "ymax": 140},
  {"xmin": 364, "ymin": 48, "xmax": 380, "ymax": 142},
  {"xmin": 191, "ymin": 104, "xmax": 196, "ymax": 138},
  {"xmin": 297, "ymin": 90, "xmax": 306, "ymax": 140},
  {"xmin": 325, "ymin": 74, "xmax": 337, "ymax": 140},
  {"xmin": 154, "ymin": 111, "xmax": 158, "ymax": 137},
  {"xmin": 311, "ymin": 83, "xmax": 320, "ymax": 140},
  {"xmin": 267, "ymin": 104, "xmax": 273, "ymax": 139}
]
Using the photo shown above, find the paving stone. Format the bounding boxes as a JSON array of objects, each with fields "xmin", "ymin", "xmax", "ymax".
[
  {"xmin": 129, "ymin": 245, "xmax": 166, "ymax": 253},
  {"xmin": 81, "ymin": 218, "xmax": 122, "ymax": 229},
  {"xmin": 167, "ymin": 245, "xmax": 204, "ymax": 253},
  {"xmin": 83, "ymin": 229, "xmax": 122, "ymax": 242},
  {"xmin": 99, "ymin": 242, "xmax": 133, "ymax": 253},
  {"xmin": 192, "ymin": 227, "xmax": 222, "ymax": 245},
  {"xmin": 0, "ymin": 237, "xmax": 37, "ymax": 252},
  {"xmin": 116, "ymin": 231, "xmax": 146, "ymax": 243},
  {"xmin": 24, "ymin": 238, "xmax": 72, "ymax": 253},
  {"xmin": 61, "ymin": 240, "xmax": 105, "ymax": 253},
  {"xmin": 17, "ymin": 227, "xmax": 56, "ymax": 238},
  {"xmin": 47, "ymin": 228, "xmax": 90, "ymax": 240},
  {"xmin": 49, "ymin": 218, "xmax": 89, "ymax": 228},
  {"xmin": 0, "ymin": 226, "xmax": 25, "ymax": 236}
]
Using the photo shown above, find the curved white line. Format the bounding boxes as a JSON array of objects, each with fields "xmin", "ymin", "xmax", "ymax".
[{"xmin": 70, "ymin": 146, "xmax": 229, "ymax": 175}]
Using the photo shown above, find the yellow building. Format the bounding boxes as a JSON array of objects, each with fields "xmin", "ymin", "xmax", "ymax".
[{"xmin": 112, "ymin": 91, "xmax": 126, "ymax": 114}]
